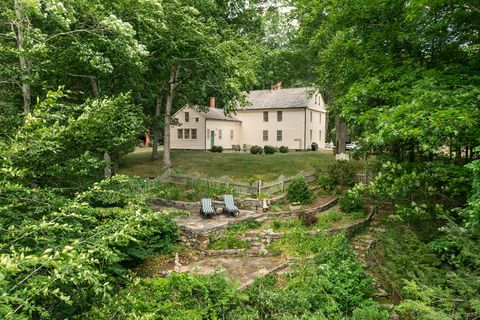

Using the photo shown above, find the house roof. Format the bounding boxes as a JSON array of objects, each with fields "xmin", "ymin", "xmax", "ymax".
[
  {"xmin": 195, "ymin": 106, "xmax": 241, "ymax": 122},
  {"xmin": 242, "ymin": 87, "xmax": 314, "ymax": 110}
]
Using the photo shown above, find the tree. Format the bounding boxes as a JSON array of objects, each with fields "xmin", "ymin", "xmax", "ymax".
[{"xmin": 127, "ymin": 0, "xmax": 257, "ymax": 168}]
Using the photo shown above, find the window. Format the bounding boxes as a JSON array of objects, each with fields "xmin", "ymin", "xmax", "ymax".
[
  {"xmin": 219, "ymin": 129, "xmax": 222, "ymax": 139},
  {"xmin": 315, "ymin": 94, "xmax": 317, "ymax": 105},
  {"xmin": 263, "ymin": 111, "xmax": 269, "ymax": 122},
  {"xmin": 192, "ymin": 129, "xmax": 197, "ymax": 139},
  {"xmin": 277, "ymin": 111, "xmax": 282, "ymax": 121},
  {"xmin": 310, "ymin": 129, "xmax": 313, "ymax": 141},
  {"xmin": 230, "ymin": 129, "xmax": 234, "ymax": 139},
  {"xmin": 195, "ymin": 117, "xmax": 199, "ymax": 122},
  {"xmin": 178, "ymin": 129, "xmax": 183, "ymax": 139},
  {"xmin": 310, "ymin": 111, "xmax": 313, "ymax": 122},
  {"xmin": 263, "ymin": 130, "xmax": 268, "ymax": 141},
  {"xmin": 185, "ymin": 112, "xmax": 189, "ymax": 122},
  {"xmin": 184, "ymin": 129, "xmax": 190, "ymax": 139},
  {"xmin": 319, "ymin": 130, "xmax": 322, "ymax": 141},
  {"xmin": 319, "ymin": 113, "xmax": 322, "ymax": 124},
  {"xmin": 277, "ymin": 130, "xmax": 282, "ymax": 141}
]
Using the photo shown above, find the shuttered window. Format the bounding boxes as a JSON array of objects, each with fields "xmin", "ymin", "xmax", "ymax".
[
  {"xmin": 277, "ymin": 111, "xmax": 282, "ymax": 121},
  {"xmin": 192, "ymin": 129, "xmax": 197, "ymax": 139},
  {"xmin": 219, "ymin": 130, "xmax": 222, "ymax": 139},
  {"xmin": 277, "ymin": 130, "xmax": 282, "ymax": 141},
  {"xmin": 184, "ymin": 129, "xmax": 190, "ymax": 139},
  {"xmin": 185, "ymin": 112, "xmax": 189, "ymax": 122},
  {"xmin": 178, "ymin": 129, "xmax": 183, "ymax": 139},
  {"xmin": 263, "ymin": 111, "xmax": 268, "ymax": 122},
  {"xmin": 263, "ymin": 130, "xmax": 268, "ymax": 141}
]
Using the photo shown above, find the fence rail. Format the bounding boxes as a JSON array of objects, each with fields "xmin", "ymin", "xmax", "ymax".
[
  {"xmin": 162, "ymin": 170, "xmax": 372, "ymax": 196},
  {"xmin": 163, "ymin": 172, "xmax": 317, "ymax": 196}
]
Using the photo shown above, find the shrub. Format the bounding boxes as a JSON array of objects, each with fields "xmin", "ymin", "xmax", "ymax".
[
  {"xmin": 279, "ymin": 146, "xmax": 289, "ymax": 153},
  {"xmin": 317, "ymin": 174, "xmax": 336, "ymax": 192},
  {"xmin": 287, "ymin": 177, "xmax": 314, "ymax": 204},
  {"xmin": 352, "ymin": 305, "xmax": 389, "ymax": 320},
  {"xmin": 339, "ymin": 190, "xmax": 364, "ymax": 213},
  {"xmin": 210, "ymin": 145, "xmax": 223, "ymax": 153},
  {"xmin": 250, "ymin": 145, "xmax": 263, "ymax": 154},
  {"xmin": 327, "ymin": 160, "xmax": 357, "ymax": 188},
  {"xmin": 264, "ymin": 145, "xmax": 276, "ymax": 154}
]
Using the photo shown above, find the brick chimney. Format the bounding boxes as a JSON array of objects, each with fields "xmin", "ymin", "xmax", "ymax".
[{"xmin": 210, "ymin": 97, "xmax": 215, "ymax": 109}]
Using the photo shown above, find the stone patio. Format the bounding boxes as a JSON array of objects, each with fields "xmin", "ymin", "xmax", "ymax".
[
  {"xmin": 176, "ymin": 256, "xmax": 288, "ymax": 288},
  {"xmin": 173, "ymin": 210, "xmax": 266, "ymax": 235}
]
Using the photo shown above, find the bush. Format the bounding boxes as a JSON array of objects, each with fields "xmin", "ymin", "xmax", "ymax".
[
  {"xmin": 327, "ymin": 160, "xmax": 357, "ymax": 188},
  {"xmin": 279, "ymin": 146, "xmax": 289, "ymax": 153},
  {"xmin": 264, "ymin": 145, "xmax": 276, "ymax": 154},
  {"xmin": 317, "ymin": 174, "xmax": 336, "ymax": 192},
  {"xmin": 210, "ymin": 145, "xmax": 223, "ymax": 153},
  {"xmin": 339, "ymin": 190, "xmax": 364, "ymax": 213},
  {"xmin": 287, "ymin": 177, "xmax": 314, "ymax": 204},
  {"xmin": 352, "ymin": 305, "xmax": 389, "ymax": 320},
  {"xmin": 250, "ymin": 145, "xmax": 263, "ymax": 154}
]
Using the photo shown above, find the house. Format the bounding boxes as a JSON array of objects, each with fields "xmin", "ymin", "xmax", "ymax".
[{"xmin": 170, "ymin": 86, "xmax": 328, "ymax": 151}]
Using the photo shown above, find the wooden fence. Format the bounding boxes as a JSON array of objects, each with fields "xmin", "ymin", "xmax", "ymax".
[
  {"xmin": 163, "ymin": 170, "xmax": 372, "ymax": 196},
  {"xmin": 163, "ymin": 172, "xmax": 317, "ymax": 196}
]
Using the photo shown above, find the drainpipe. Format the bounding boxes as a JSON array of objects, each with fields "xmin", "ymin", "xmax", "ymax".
[{"xmin": 204, "ymin": 118, "xmax": 207, "ymax": 150}]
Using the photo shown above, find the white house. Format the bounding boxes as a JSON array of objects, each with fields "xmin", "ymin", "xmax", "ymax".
[{"xmin": 170, "ymin": 87, "xmax": 328, "ymax": 151}]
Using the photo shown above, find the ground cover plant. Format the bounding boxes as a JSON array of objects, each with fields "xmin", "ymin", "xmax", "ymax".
[{"xmin": 207, "ymin": 220, "xmax": 261, "ymax": 250}]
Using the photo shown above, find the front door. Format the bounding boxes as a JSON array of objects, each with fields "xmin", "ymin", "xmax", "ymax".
[{"xmin": 210, "ymin": 131, "xmax": 215, "ymax": 148}]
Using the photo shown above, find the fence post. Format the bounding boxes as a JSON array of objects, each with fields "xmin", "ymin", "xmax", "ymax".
[{"xmin": 258, "ymin": 180, "xmax": 262, "ymax": 195}]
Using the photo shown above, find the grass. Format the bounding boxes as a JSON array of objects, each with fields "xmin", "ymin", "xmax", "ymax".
[
  {"xmin": 207, "ymin": 220, "xmax": 261, "ymax": 250},
  {"xmin": 119, "ymin": 147, "xmax": 335, "ymax": 181}
]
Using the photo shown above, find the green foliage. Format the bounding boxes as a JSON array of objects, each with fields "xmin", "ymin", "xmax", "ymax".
[
  {"xmin": 339, "ymin": 190, "xmax": 364, "ymax": 214},
  {"xmin": 376, "ymin": 220, "xmax": 480, "ymax": 319},
  {"xmin": 87, "ymin": 273, "xmax": 246, "ymax": 319},
  {"xmin": 466, "ymin": 159, "xmax": 480, "ymax": 229},
  {"xmin": 286, "ymin": 177, "xmax": 314, "ymax": 204},
  {"xmin": 329, "ymin": 160, "xmax": 358, "ymax": 188},
  {"xmin": 279, "ymin": 146, "xmax": 289, "ymax": 153},
  {"xmin": 0, "ymin": 177, "xmax": 178, "ymax": 319},
  {"xmin": 247, "ymin": 235, "xmax": 374, "ymax": 319},
  {"xmin": 263, "ymin": 145, "xmax": 276, "ymax": 155},
  {"xmin": 3, "ymin": 91, "xmax": 143, "ymax": 190},
  {"xmin": 317, "ymin": 174, "xmax": 337, "ymax": 192},
  {"xmin": 250, "ymin": 145, "xmax": 263, "ymax": 154},
  {"xmin": 210, "ymin": 145, "xmax": 224, "ymax": 153},
  {"xmin": 208, "ymin": 220, "xmax": 261, "ymax": 250},
  {"xmin": 207, "ymin": 237, "xmax": 251, "ymax": 250},
  {"xmin": 352, "ymin": 304, "xmax": 389, "ymax": 320}
]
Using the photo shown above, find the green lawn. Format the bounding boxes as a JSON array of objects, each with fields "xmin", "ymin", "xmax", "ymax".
[{"xmin": 119, "ymin": 147, "xmax": 336, "ymax": 181}]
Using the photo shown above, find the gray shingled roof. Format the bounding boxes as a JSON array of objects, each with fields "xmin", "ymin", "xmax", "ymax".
[
  {"xmin": 195, "ymin": 106, "xmax": 241, "ymax": 122},
  {"xmin": 243, "ymin": 87, "xmax": 314, "ymax": 110}
]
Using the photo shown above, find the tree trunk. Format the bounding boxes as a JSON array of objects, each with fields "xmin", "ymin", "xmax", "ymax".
[
  {"xmin": 90, "ymin": 76, "xmax": 100, "ymax": 97},
  {"xmin": 163, "ymin": 65, "xmax": 179, "ymax": 169},
  {"xmin": 151, "ymin": 89, "xmax": 163, "ymax": 160},
  {"xmin": 335, "ymin": 115, "xmax": 347, "ymax": 154},
  {"xmin": 14, "ymin": 0, "xmax": 32, "ymax": 114},
  {"xmin": 103, "ymin": 151, "xmax": 112, "ymax": 178}
]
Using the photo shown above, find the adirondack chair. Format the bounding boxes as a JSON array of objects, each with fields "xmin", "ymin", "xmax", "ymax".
[
  {"xmin": 223, "ymin": 195, "xmax": 240, "ymax": 216},
  {"xmin": 200, "ymin": 198, "xmax": 215, "ymax": 218}
]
